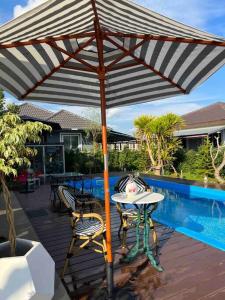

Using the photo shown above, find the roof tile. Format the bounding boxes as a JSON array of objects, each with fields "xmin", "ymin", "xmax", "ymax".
[
  {"xmin": 47, "ymin": 109, "xmax": 93, "ymax": 129},
  {"xmin": 182, "ymin": 102, "xmax": 225, "ymax": 129},
  {"xmin": 19, "ymin": 103, "xmax": 53, "ymax": 120}
]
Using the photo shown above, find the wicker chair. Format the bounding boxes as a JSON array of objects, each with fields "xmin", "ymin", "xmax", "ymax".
[
  {"xmin": 114, "ymin": 175, "xmax": 158, "ymax": 251},
  {"xmin": 58, "ymin": 186, "xmax": 107, "ymax": 279}
]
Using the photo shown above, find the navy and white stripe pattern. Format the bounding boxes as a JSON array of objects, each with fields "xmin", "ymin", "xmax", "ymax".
[
  {"xmin": 0, "ymin": 0, "xmax": 225, "ymax": 108},
  {"xmin": 59, "ymin": 186, "xmax": 104, "ymax": 236},
  {"xmin": 75, "ymin": 218, "xmax": 103, "ymax": 236},
  {"xmin": 59, "ymin": 186, "xmax": 76, "ymax": 211},
  {"xmin": 115, "ymin": 176, "xmax": 149, "ymax": 216},
  {"xmin": 115, "ymin": 175, "xmax": 149, "ymax": 193}
]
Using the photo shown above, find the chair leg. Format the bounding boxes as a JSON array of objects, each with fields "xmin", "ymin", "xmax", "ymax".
[
  {"xmin": 61, "ymin": 236, "xmax": 76, "ymax": 278},
  {"xmin": 121, "ymin": 227, "xmax": 128, "ymax": 251},
  {"xmin": 118, "ymin": 218, "xmax": 123, "ymax": 240},
  {"xmin": 149, "ymin": 217, "xmax": 159, "ymax": 256},
  {"xmin": 102, "ymin": 232, "xmax": 107, "ymax": 262},
  {"xmin": 116, "ymin": 203, "xmax": 123, "ymax": 239}
]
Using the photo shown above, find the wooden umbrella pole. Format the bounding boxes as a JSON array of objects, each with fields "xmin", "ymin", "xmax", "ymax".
[
  {"xmin": 92, "ymin": 0, "xmax": 114, "ymax": 292},
  {"xmin": 99, "ymin": 72, "xmax": 114, "ymax": 298}
]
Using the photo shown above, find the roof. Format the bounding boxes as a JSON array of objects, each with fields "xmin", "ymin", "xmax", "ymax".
[
  {"xmin": 18, "ymin": 103, "xmax": 93, "ymax": 130},
  {"xmin": 106, "ymin": 130, "xmax": 136, "ymax": 143},
  {"xmin": 21, "ymin": 115, "xmax": 61, "ymax": 129},
  {"xmin": 47, "ymin": 109, "xmax": 94, "ymax": 130},
  {"xmin": 18, "ymin": 103, "xmax": 135, "ymax": 141},
  {"xmin": 0, "ymin": 0, "xmax": 225, "ymax": 109},
  {"xmin": 174, "ymin": 125, "xmax": 225, "ymax": 137},
  {"xmin": 19, "ymin": 103, "xmax": 53, "ymax": 120},
  {"xmin": 182, "ymin": 102, "xmax": 225, "ymax": 129}
]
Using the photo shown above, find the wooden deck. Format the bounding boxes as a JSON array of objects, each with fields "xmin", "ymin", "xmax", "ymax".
[{"xmin": 16, "ymin": 185, "xmax": 225, "ymax": 300}]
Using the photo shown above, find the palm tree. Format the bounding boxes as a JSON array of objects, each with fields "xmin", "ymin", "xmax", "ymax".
[{"xmin": 134, "ymin": 113, "xmax": 184, "ymax": 175}]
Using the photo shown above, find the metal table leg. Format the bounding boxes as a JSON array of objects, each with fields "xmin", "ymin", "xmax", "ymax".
[
  {"xmin": 120, "ymin": 208, "xmax": 142, "ymax": 262},
  {"xmin": 121, "ymin": 204, "xmax": 163, "ymax": 271},
  {"xmin": 143, "ymin": 205, "xmax": 163, "ymax": 272}
]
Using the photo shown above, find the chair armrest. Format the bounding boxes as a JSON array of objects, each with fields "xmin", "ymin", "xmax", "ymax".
[{"xmin": 77, "ymin": 199, "xmax": 103, "ymax": 213}]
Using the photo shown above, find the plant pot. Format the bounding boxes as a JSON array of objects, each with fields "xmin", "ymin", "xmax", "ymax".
[{"xmin": 0, "ymin": 238, "xmax": 55, "ymax": 300}]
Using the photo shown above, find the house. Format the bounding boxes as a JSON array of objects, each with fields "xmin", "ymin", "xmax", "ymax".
[
  {"xmin": 19, "ymin": 103, "xmax": 136, "ymax": 175},
  {"xmin": 174, "ymin": 102, "xmax": 225, "ymax": 150}
]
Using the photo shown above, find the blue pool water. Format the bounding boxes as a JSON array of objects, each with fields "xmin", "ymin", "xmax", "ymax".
[{"xmin": 68, "ymin": 176, "xmax": 225, "ymax": 251}]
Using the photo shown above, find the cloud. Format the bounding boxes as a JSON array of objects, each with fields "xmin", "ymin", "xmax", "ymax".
[
  {"xmin": 136, "ymin": 0, "xmax": 225, "ymax": 30},
  {"xmin": 106, "ymin": 101, "xmax": 204, "ymax": 134},
  {"xmin": 142, "ymin": 94, "xmax": 220, "ymax": 107},
  {"xmin": 111, "ymin": 102, "xmax": 202, "ymax": 122},
  {"xmin": 108, "ymin": 123, "xmax": 119, "ymax": 130},
  {"xmin": 13, "ymin": 0, "xmax": 47, "ymax": 18},
  {"xmin": 4, "ymin": 96, "xmax": 17, "ymax": 105},
  {"xmin": 107, "ymin": 107, "xmax": 124, "ymax": 118}
]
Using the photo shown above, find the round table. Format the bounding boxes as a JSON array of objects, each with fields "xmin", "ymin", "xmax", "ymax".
[{"xmin": 111, "ymin": 192, "xmax": 164, "ymax": 271}]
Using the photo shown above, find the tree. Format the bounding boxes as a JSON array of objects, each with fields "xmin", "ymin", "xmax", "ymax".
[
  {"xmin": 83, "ymin": 108, "xmax": 102, "ymax": 154},
  {"xmin": 195, "ymin": 138, "xmax": 213, "ymax": 177},
  {"xmin": 0, "ymin": 88, "xmax": 5, "ymax": 116},
  {"xmin": 134, "ymin": 113, "xmax": 184, "ymax": 175},
  {"xmin": 210, "ymin": 135, "xmax": 225, "ymax": 183},
  {"xmin": 0, "ymin": 90, "xmax": 51, "ymax": 255}
]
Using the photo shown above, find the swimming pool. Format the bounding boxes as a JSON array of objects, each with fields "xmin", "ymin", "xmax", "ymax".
[{"xmin": 68, "ymin": 176, "xmax": 225, "ymax": 251}]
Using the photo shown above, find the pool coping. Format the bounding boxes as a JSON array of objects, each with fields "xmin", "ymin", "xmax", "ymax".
[{"xmin": 82, "ymin": 173, "xmax": 225, "ymax": 252}]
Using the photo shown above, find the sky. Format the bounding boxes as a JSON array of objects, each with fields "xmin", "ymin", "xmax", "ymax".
[{"xmin": 1, "ymin": 0, "xmax": 225, "ymax": 134}]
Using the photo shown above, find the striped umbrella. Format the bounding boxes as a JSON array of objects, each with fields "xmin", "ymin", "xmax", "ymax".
[{"xmin": 1, "ymin": 0, "xmax": 225, "ymax": 297}]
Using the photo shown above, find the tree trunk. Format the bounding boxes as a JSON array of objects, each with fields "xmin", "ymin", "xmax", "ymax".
[
  {"xmin": 146, "ymin": 140, "xmax": 156, "ymax": 167},
  {"xmin": 171, "ymin": 164, "xmax": 178, "ymax": 177},
  {"xmin": 0, "ymin": 172, "xmax": 16, "ymax": 256},
  {"xmin": 214, "ymin": 169, "xmax": 225, "ymax": 184},
  {"xmin": 154, "ymin": 166, "xmax": 161, "ymax": 176}
]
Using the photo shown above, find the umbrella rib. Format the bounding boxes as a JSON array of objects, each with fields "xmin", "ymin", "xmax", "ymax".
[
  {"xmin": 0, "ymin": 32, "xmax": 95, "ymax": 49},
  {"xmin": 47, "ymin": 42, "xmax": 98, "ymax": 72},
  {"xmin": 109, "ymin": 61, "xmax": 140, "ymax": 71},
  {"xmin": 91, "ymin": 0, "xmax": 104, "ymax": 72},
  {"xmin": 105, "ymin": 35, "xmax": 186, "ymax": 94},
  {"xmin": 105, "ymin": 32, "xmax": 225, "ymax": 47},
  {"xmin": 106, "ymin": 39, "xmax": 148, "ymax": 71},
  {"xmin": 62, "ymin": 65, "xmax": 96, "ymax": 72},
  {"xmin": 21, "ymin": 36, "xmax": 95, "ymax": 99}
]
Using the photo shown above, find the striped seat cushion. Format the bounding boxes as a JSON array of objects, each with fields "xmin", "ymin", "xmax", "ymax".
[{"xmin": 74, "ymin": 218, "xmax": 104, "ymax": 236}]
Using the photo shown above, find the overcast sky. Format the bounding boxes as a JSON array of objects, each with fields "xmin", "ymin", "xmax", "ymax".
[{"xmin": 1, "ymin": 0, "xmax": 225, "ymax": 134}]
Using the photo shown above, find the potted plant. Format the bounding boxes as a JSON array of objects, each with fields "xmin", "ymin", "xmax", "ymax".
[
  {"xmin": 0, "ymin": 239, "xmax": 55, "ymax": 300},
  {"xmin": 0, "ymin": 90, "xmax": 54, "ymax": 299}
]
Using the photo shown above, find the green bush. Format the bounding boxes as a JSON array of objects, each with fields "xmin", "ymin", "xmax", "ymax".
[
  {"xmin": 176, "ymin": 138, "xmax": 214, "ymax": 179},
  {"xmin": 65, "ymin": 148, "xmax": 149, "ymax": 174},
  {"xmin": 178, "ymin": 150, "xmax": 197, "ymax": 174}
]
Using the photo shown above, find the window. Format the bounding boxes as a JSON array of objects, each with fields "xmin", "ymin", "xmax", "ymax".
[
  {"xmin": 29, "ymin": 144, "xmax": 65, "ymax": 175},
  {"xmin": 61, "ymin": 134, "xmax": 81, "ymax": 151},
  {"xmin": 30, "ymin": 146, "xmax": 44, "ymax": 174},
  {"xmin": 45, "ymin": 146, "xmax": 64, "ymax": 174}
]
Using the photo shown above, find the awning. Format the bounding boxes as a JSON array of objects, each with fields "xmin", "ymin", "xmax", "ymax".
[{"xmin": 174, "ymin": 125, "xmax": 225, "ymax": 137}]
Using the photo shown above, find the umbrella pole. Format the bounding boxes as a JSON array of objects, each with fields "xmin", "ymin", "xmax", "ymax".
[{"xmin": 99, "ymin": 72, "xmax": 114, "ymax": 298}]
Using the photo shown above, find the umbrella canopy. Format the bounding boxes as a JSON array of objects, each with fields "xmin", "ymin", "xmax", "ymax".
[
  {"xmin": 1, "ymin": 0, "xmax": 225, "ymax": 297},
  {"xmin": 0, "ymin": 0, "xmax": 225, "ymax": 107}
]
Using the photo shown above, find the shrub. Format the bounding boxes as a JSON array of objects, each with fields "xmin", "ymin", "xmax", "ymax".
[
  {"xmin": 65, "ymin": 148, "xmax": 149, "ymax": 174},
  {"xmin": 176, "ymin": 138, "xmax": 214, "ymax": 179}
]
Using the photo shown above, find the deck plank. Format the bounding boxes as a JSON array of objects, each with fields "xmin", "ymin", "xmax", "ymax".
[{"xmin": 16, "ymin": 184, "xmax": 225, "ymax": 300}]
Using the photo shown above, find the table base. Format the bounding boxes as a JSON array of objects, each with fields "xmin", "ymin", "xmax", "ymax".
[{"xmin": 120, "ymin": 204, "xmax": 163, "ymax": 272}]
